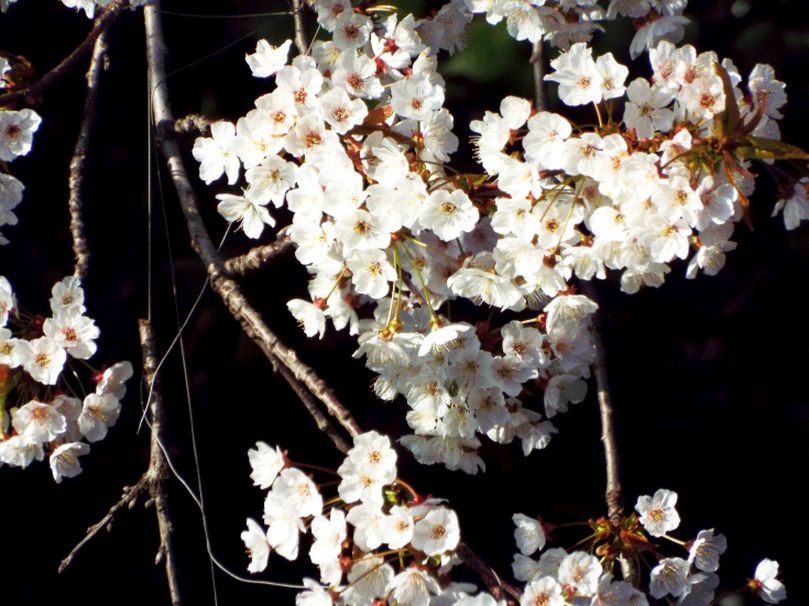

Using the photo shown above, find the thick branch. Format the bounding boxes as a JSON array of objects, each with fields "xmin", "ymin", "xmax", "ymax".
[
  {"xmin": 139, "ymin": 319, "xmax": 182, "ymax": 606},
  {"xmin": 457, "ymin": 543, "xmax": 522, "ymax": 602},
  {"xmin": 277, "ymin": 362, "xmax": 352, "ymax": 454},
  {"xmin": 144, "ymin": 1, "xmax": 361, "ymax": 444},
  {"xmin": 59, "ymin": 475, "xmax": 148, "ymax": 573},
  {"xmin": 291, "ymin": 0, "xmax": 310, "ymax": 56},
  {"xmin": 68, "ymin": 28, "xmax": 108, "ymax": 280},
  {"xmin": 223, "ymin": 238, "xmax": 293, "ymax": 276},
  {"xmin": 0, "ymin": 1, "xmax": 124, "ymax": 106}
]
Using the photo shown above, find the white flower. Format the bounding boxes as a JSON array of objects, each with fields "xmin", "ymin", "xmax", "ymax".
[
  {"xmin": 544, "ymin": 43, "xmax": 601, "ymax": 107},
  {"xmin": 241, "ymin": 518, "xmax": 271, "ymax": 573},
  {"xmin": 558, "ymin": 551, "xmax": 602, "ymax": 596},
  {"xmin": 245, "ymin": 155, "xmax": 298, "ymax": 207},
  {"xmin": 0, "ymin": 276, "xmax": 15, "ymax": 326},
  {"xmin": 273, "ymin": 468, "xmax": 323, "ymax": 518},
  {"xmin": 332, "ymin": 12, "xmax": 373, "ymax": 50},
  {"xmin": 245, "ymin": 39, "xmax": 292, "ymax": 78},
  {"xmin": 78, "ymin": 393, "xmax": 122, "ymax": 442},
  {"xmin": 309, "ymin": 508, "xmax": 346, "ymax": 565},
  {"xmin": 636, "ymin": 488, "xmax": 681, "ymax": 537},
  {"xmin": 411, "ymin": 507, "xmax": 460, "ymax": 556},
  {"xmin": 753, "ymin": 559, "xmax": 787, "ymax": 604},
  {"xmin": 287, "ymin": 300, "xmax": 327, "ymax": 339},
  {"xmin": 216, "ymin": 191, "xmax": 276, "ymax": 239},
  {"xmin": 595, "ymin": 52, "xmax": 628, "ymax": 100},
  {"xmin": 386, "ymin": 568, "xmax": 441, "ymax": 606},
  {"xmin": 650, "ymin": 557, "xmax": 690, "ymax": 599},
  {"xmin": 342, "ymin": 555, "xmax": 394, "ymax": 604},
  {"xmin": 418, "ymin": 322, "xmax": 472, "ymax": 357},
  {"xmin": 248, "ymin": 441, "xmax": 285, "ymax": 489},
  {"xmin": 49, "ymin": 276, "xmax": 85, "ymax": 314},
  {"xmin": 0, "ymin": 108, "xmax": 41, "ymax": 161},
  {"xmin": 0, "ymin": 435, "xmax": 44, "ymax": 468},
  {"xmin": 390, "ymin": 73, "xmax": 445, "ymax": 121},
  {"xmin": 520, "ymin": 576, "xmax": 564, "ymax": 606},
  {"xmin": 688, "ymin": 529, "xmax": 727, "ymax": 572},
  {"xmin": 12, "ymin": 400, "xmax": 67, "ymax": 444},
  {"xmin": 296, "ymin": 578, "xmax": 333, "ymax": 606},
  {"xmin": 192, "ymin": 121, "xmax": 240, "ymax": 185},
  {"xmin": 319, "ymin": 87, "xmax": 368, "ymax": 134},
  {"xmin": 18, "ymin": 337, "xmax": 67, "ymax": 385},
  {"xmin": 382, "ymin": 505, "xmax": 414, "ymax": 549},
  {"xmin": 0, "ymin": 327, "xmax": 22, "ymax": 367},
  {"xmin": 263, "ymin": 491, "xmax": 305, "ymax": 560},
  {"xmin": 346, "ymin": 249, "xmax": 395, "ymax": 299},
  {"xmin": 422, "ymin": 189, "xmax": 479, "ymax": 242},
  {"xmin": 96, "ymin": 361, "xmax": 134, "ymax": 399},
  {"xmin": 43, "ymin": 307, "xmax": 100, "ymax": 360},
  {"xmin": 623, "ymin": 78, "xmax": 674, "ymax": 139},
  {"xmin": 49, "ymin": 442, "xmax": 90, "ymax": 483},
  {"xmin": 513, "ymin": 513, "xmax": 545, "ymax": 556}
]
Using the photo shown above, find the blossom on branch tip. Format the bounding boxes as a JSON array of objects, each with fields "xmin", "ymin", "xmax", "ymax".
[
  {"xmin": 246, "ymin": 39, "xmax": 292, "ymax": 78},
  {"xmin": 635, "ymin": 488, "xmax": 681, "ymax": 537}
]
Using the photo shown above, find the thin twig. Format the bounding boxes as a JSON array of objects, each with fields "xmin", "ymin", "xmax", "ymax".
[
  {"xmin": 68, "ymin": 27, "xmax": 109, "ymax": 280},
  {"xmin": 0, "ymin": 1, "xmax": 125, "ymax": 106},
  {"xmin": 291, "ymin": 0, "xmax": 310, "ymax": 56},
  {"xmin": 139, "ymin": 319, "xmax": 183, "ymax": 606},
  {"xmin": 58, "ymin": 475, "xmax": 149, "ymax": 573},
  {"xmin": 581, "ymin": 282, "xmax": 635, "ymax": 583},
  {"xmin": 144, "ymin": 1, "xmax": 362, "ymax": 444},
  {"xmin": 457, "ymin": 543, "xmax": 522, "ymax": 602},
  {"xmin": 223, "ymin": 238, "xmax": 293, "ymax": 275}
]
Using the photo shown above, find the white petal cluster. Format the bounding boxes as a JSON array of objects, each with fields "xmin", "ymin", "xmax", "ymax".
[
  {"xmin": 0, "ymin": 275, "xmax": 131, "ymax": 482},
  {"xmin": 0, "ymin": 105, "xmax": 40, "ymax": 243},
  {"xmin": 241, "ymin": 431, "xmax": 476, "ymax": 605},
  {"xmin": 465, "ymin": 0, "xmax": 688, "ymax": 52},
  {"xmin": 508, "ymin": 486, "xmax": 780, "ymax": 606}
]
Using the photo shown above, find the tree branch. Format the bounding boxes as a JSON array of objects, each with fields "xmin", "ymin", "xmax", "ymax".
[
  {"xmin": 530, "ymin": 41, "xmax": 545, "ymax": 111},
  {"xmin": 139, "ymin": 319, "xmax": 182, "ymax": 606},
  {"xmin": 0, "ymin": 1, "xmax": 125, "ymax": 107},
  {"xmin": 291, "ymin": 0, "xmax": 310, "ymax": 56},
  {"xmin": 144, "ymin": 1, "xmax": 362, "ymax": 445},
  {"xmin": 68, "ymin": 27, "xmax": 108, "ymax": 280},
  {"xmin": 223, "ymin": 238, "xmax": 293, "ymax": 276},
  {"xmin": 457, "ymin": 543, "xmax": 522, "ymax": 602},
  {"xmin": 581, "ymin": 282, "xmax": 635, "ymax": 583},
  {"xmin": 58, "ymin": 475, "xmax": 149, "ymax": 573}
]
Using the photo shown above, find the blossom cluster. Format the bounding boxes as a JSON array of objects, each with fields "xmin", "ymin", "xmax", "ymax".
[
  {"xmin": 0, "ymin": 275, "xmax": 132, "ymax": 481},
  {"xmin": 191, "ymin": 0, "xmax": 609, "ymax": 471},
  {"xmin": 473, "ymin": 39, "xmax": 794, "ymax": 297},
  {"xmin": 242, "ymin": 431, "xmax": 478, "ymax": 606},
  {"xmin": 243, "ymin": 434, "xmax": 787, "ymax": 605},
  {"xmin": 191, "ymin": 0, "xmax": 806, "ymax": 475},
  {"xmin": 464, "ymin": 0, "xmax": 689, "ymax": 57},
  {"xmin": 0, "ymin": 94, "xmax": 40, "ymax": 244},
  {"xmin": 511, "ymin": 488, "xmax": 787, "ymax": 605}
]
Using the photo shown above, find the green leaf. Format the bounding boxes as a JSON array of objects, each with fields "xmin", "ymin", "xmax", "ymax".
[{"xmin": 735, "ymin": 136, "xmax": 809, "ymax": 161}]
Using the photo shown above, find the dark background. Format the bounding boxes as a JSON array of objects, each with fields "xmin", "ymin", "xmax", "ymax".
[{"xmin": 1, "ymin": 1, "xmax": 807, "ymax": 604}]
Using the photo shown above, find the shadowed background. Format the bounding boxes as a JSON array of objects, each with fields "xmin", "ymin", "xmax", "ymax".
[{"xmin": 0, "ymin": 1, "xmax": 807, "ymax": 604}]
